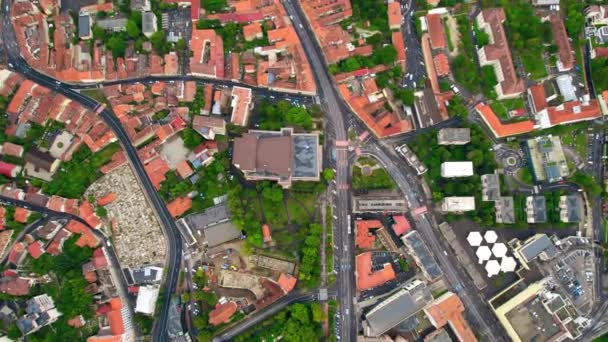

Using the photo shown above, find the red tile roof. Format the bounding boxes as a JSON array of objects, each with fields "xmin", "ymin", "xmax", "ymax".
[
  {"xmin": 97, "ymin": 193, "xmax": 117, "ymax": 206},
  {"xmin": 145, "ymin": 157, "xmax": 170, "ymax": 190},
  {"xmin": 262, "ymin": 224, "xmax": 272, "ymax": 243},
  {"xmin": 528, "ymin": 84, "xmax": 548, "ymax": 113},
  {"xmin": 176, "ymin": 160, "xmax": 194, "ymax": 179},
  {"xmin": 475, "ymin": 103, "xmax": 535, "ymax": 138},
  {"xmin": 392, "ymin": 216, "xmax": 411, "ymax": 236},
  {"xmin": 427, "ymin": 14, "xmax": 446, "ymax": 49},
  {"xmin": 27, "ymin": 241, "xmax": 45, "ymax": 259},
  {"xmin": 392, "ymin": 31, "xmax": 406, "ymax": 71},
  {"xmin": 0, "ymin": 162, "xmax": 20, "ymax": 178},
  {"xmin": 1, "ymin": 142, "xmax": 24, "ymax": 158},
  {"xmin": 355, "ymin": 252, "xmax": 395, "ymax": 291},
  {"xmin": 0, "ymin": 277, "xmax": 30, "ymax": 296},
  {"xmin": 278, "ymin": 273, "xmax": 297, "ymax": 293},
  {"xmin": 7, "ymin": 242, "xmax": 26, "ymax": 265},
  {"xmin": 243, "ymin": 22, "xmax": 263, "ymax": 41},
  {"xmin": 167, "ymin": 197, "xmax": 192, "ymax": 218},
  {"xmin": 14, "ymin": 207, "xmax": 29, "ymax": 223},
  {"xmin": 355, "ymin": 220, "xmax": 382, "ymax": 249},
  {"xmin": 477, "ymin": 9, "xmax": 525, "ymax": 97},
  {"xmin": 190, "ymin": 29, "xmax": 225, "ymax": 79},
  {"xmin": 424, "ymin": 293, "xmax": 478, "ymax": 342},
  {"xmin": 79, "ymin": 201, "xmax": 102, "ymax": 229},
  {"xmin": 547, "ymin": 100, "xmax": 601, "ymax": 126},
  {"xmin": 388, "ymin": 2, "xmax": 402, "ymax": 29},
  {"xmin": 209, "ymin": 302, "xmax": 237, "ymax": 326},
  {"xmin": 549, "ymin": 14, "xmax": 574, "ymax": 71},
  {"xmin": 434, "ymin": 53, "xmax": 450, "ymax": 76}
]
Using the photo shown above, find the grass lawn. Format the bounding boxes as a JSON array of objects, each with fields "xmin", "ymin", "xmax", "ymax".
[
  {"xmin": 520, "ymin": 50, "xmax": 547, "ymax": 80},
  {"xmin": 352, "ymin": 166, "xmax": 395, "ymax": 191},
  {"xmin": 286, "ymin": 197, "xmax": 311, "ymax": 226},
  {"xmin": 561, "ymin": 132, "xmax": 587, "ymax": 159},
  {"xmin": 443, "ymin": 19, "xmax": 454, "ymax": 52},
  {"xmin": 81, "ymin": 89, "xmax": 109, "ymax": 106},
  {"xmin": 489, "ymin": 98, "xmax": 525, "ymax": 120},
  {"xmin": 516, "ymin": 167, "xmax": 534, "ymax": 185}
]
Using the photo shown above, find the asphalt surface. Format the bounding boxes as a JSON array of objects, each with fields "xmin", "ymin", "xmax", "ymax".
[
  {"xmin": 280, "ymin": 1, "xmax": 355, "ymax": 340},
  {"xmin": 399, "ymin": 0, "xmax": 426, "ymax": 88}
]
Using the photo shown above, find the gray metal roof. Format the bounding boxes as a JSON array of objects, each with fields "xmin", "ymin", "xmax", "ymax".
[
  {"xmin": 532, "ymin": 196, "xmax": 547, "ymax": 223},
  {"xmin": 78, "ymin": 15, "xmax": 91, "ymax": 38},
  {"xmin": 183, "ymin": 203, "xmax": 230, "ymax": 229},
  {"xmin": 202, "ymin": 221, "xmax": 241, "ymax": 247},
  {"xmin": 292, "ymin": 134, "xmax": 319, "ymax": 178},
  {"xmin": 520, "ymin": 234, "xmax": 556, "ymax": 262},
  {"xmin": 496, "ymin": 196, "xmax": 515, "ymax": 224},
  {"xmin": 437, "ymin": 128, "xmax": 471, "ymax": 144},
  {"xmin": 365, "ymin": 280, "xmax": 431, "ymax": 336},
  {"xmin": 402, "ymin": 232, "xmax": 442, "ymax": 280},
  {"xmin": 142, "ymin": 12, "xmax": 156, "ymax": 34},
  {"xmin": 565, "ymin": 195, "xmax": 582, "ymax": 222},
  {"xmin": 481, "ymin": 174, "xmax": 501, "ymax": 201}
]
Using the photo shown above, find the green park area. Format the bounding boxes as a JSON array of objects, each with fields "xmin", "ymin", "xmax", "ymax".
[
  {"xmin": 352, "ymin": 157, "xmax": 395, "ymax": 191},
  {"xmin": 233, "ymin": 303, "xmax": 324, "ymax": 342},
  {"xmin": 408, "ymin": 125, "xmax": 497, "ymax": 225}
]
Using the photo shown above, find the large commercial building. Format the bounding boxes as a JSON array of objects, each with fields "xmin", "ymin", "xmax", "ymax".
[
  {"xmin": 401, "ymin": 231, "xmax": 443, "ymax": 281},
  {"xmin": 490, "ymin": 279, "xmax": 585, "ymax": 342},
  {"xmin": 510, "ymin": 234, "xmax": 557, "ymax": 270},
  {"xmin": 232, "ymin": 128, "xmax": 321, "ymax": 188}
]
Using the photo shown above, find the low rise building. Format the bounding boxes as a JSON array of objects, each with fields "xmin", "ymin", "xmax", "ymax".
[
  {"xmin": 437, "ymin": 128, "xmax": 470, "ymax": 145},
  {"xmin": 511, "ymin": 234, "xmax": 557, "ymax": 270},
  {"xmin": 495, "ymin": 197, "xmax": 515, "ymax": 224},
  {"xmin": 440, "ymin": 162, "xmax": 473, "ymax": 178},
  {"xmin": 355, "ymin": 252, "xmax": 395, "ymax": 291},
  {"xmin": 353, "ymin": 192, "xmax": 408, "ymax": 213},
  {"xmin": 526, "ymin": 136, "xmax": 569, "ymax": 183},
  {"xmin": 481, "ymin": 173, "xmax": 501, "ymax": 201},
  {"xmin": 363, "ymin": 278, "xmax": 432, "ymax": 337},
  {"xmin": 526, "ymin": 196, "xmax": 547, "ymax": 223},
  {"xmin": 135, "ymin": 285, "xmax": 160, "ymax": 315},
  {"xmin": 440, "ymin": 197, "xmax": 476, "ymax": 213},
  {"xmin": 192, "ymin": 115, "xmax": 226, "ymax": 140},
  {"xmin": 396, "ymin": 144, "xmax": 427, "ymax": 175},
  {"xmin": 559, "ymin": 194, "xmax": 583, "ymax": 223},
  {"xmin": 142, "ymin": 11, "xmax": 158, "ymax": 38},
  {"xmin": 17, "ymin": 294, "xmax": 61, "ymax": 335},
  {"xmin": 402, "ymin": 231, "xmax": 443, "ymax": 281},
  {"xmin": 424, "ymin": 292, "xmax": 478, "ymax": 342}
]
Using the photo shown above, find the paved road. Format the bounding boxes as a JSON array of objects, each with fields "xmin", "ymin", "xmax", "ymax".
[{"xmin": 281, "ymin": 1, "xmax": 356, "ymax": 340}]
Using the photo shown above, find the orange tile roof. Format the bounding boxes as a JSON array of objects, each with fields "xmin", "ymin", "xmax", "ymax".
[
  {"xmin": 392, "ymin": 216, "xmax": 411, "ymax": 236},
  {"xmin": 230, "ymin": 86, "xmax": 252, "ymax": 126},
  {"xmin": 145, "ymin": 157, "xmax": 170, "ymax": 190},
  {"xmin": 262, "ymin": 224, "xmax": 272, "ymax": 243},
  {"xmin": 151, "ymin": 82, "xmax": 165, "ymax": 96},
  {"xmin": 243, "ymin": 22, "xmax": 263, "ymax": 41},
  {"xmin": 427, "ymin": 14, "xmax": 446, "ymax": 49},
  {"xmin": 176, "ymin": 160, "xmax": 194, "ymax": 179},
  {"xmin": 13, "ymin": 207, "xmax": 29, "ymax": 223},
  {"xmin": 434, "ymin": 53, "xmax": 450, "ymax": 76},
  {"xmin": 27, "ymin": 241, "xmax": 45, "ymax": 259},
  {"xmin": 392, "ymin": 31, "xmax": 406, "ymax": 71},
  {"xmin": 355, "ymin": 252, "xmax": 395, "ymax": 291},
  {"xmin": 528, "ymin": 83, "xmax": 548, "ymax": 113},
  {"xmin": 79, "ymin": 201, "xmax": 102, "ymax": 229},
  {"xmin": 97, "ymin": 193, "xmax": 117, "ymax": 206},
  {"xmin": 1, "ymin": 142, "xmax": 24, "ymax": 158},
  {"xmin": 388, "ymin": 2, "xmax": 402, "ymax": 29},
  {"xmin": 190, "ymin": 29, "xmax": 225, "ymax": 78},
  {"xmin": 424, "ymin": 293, "xmax": 478, "ymax": 342},
  {"xmin": 355, "ymin": 220, "xmax": 382, "ymax": 249},
  {"xmin": 475, "ymin": 103, "xmax": 535, "ymax": 138},
  {"xmin": 209, "ymin": 302, "xmax": 237, "ymax": 326},
  {"xmin": 167, "ymin": 197, "xmax": 192, "ymax": 218},
  {"xmin": 547, "ymin": 100, "xmax": 601, "ymax": 126},
  {"xmin": 278, "ymin": 273, "xmax": 297, "ymax": 293}
]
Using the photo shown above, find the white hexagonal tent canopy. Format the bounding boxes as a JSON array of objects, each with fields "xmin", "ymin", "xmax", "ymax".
[
  {"xmin": 476, "ymin": 245, "xmax": 492, "ymax": 263},
  {"xmin": 500, "ymin": 256, "xmax": 517, "ymax": 273},
  {"xmin": 485, "ymin": 259, "xmax": 501, "ymax": 277},
  {"xmin": 491, "ymin": 243, "xmax": 508, "ymax": 258},
  {"xmin": 484, "ymin": 230, "xmax": 498, "ymax": 244},
  {"xmin": 467, "ymin": 231, "xmax": 483, "ymax": 247}
]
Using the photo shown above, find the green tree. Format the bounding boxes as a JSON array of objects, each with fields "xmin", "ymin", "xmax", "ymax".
[
  {"xmin": 107, "ymin": 36, "xmax": 126, "ymax": 57},
  {"xmin": 126, "ymin": 19, "xmax": 141, "ymax": 39},
  {"xmin": 311, "ymin": 302, "xmax": 324, "ymax": 323},
  {"xmin": 322, "ymin": 168, "xmax": 335, "ymax": 182},
  {"xmin": 285, "ymin": 107, "xmax": 313, "ymax": 131}
]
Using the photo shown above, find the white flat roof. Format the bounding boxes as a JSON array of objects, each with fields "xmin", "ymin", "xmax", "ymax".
[
  {"xmin": 441, "ymin": 162, "xmax": 474, "ymax": 178},
  {"xmin": 442, "ymin": 197, "xmax": 476, "ymax": 212},
  {"xmin": 135, "ymin": 285, "xmax": 160, "ymax": 315}
]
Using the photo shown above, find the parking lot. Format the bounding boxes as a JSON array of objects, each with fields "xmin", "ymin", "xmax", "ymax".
[{"xmin": 549, "ymin": 248, "xmax": 595, "ymax": 314}]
